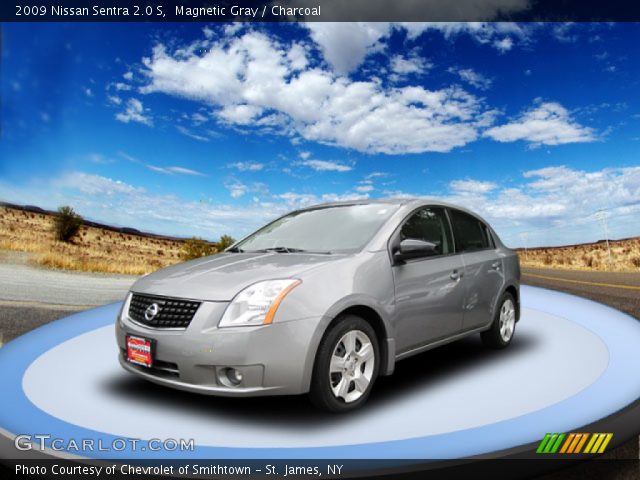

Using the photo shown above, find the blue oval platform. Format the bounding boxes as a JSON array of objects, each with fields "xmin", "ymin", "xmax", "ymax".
[{"xmin": 1, "ymin": 285, "xmax": 639, "ymax": 460}]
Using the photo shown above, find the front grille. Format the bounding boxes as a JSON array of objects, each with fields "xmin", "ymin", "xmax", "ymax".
[{"xmin": 129, "ymin": 293, "xmax": 200, "ymax": 329}]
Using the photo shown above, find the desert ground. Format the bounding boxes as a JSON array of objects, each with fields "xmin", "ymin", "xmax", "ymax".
[
  {"xmin": 517, "ymin": 238, "xmax": 640, "ymax": 272},
  {"xmin": 0, "ymin": 204, "xmax": 193, "ymax": 275}
]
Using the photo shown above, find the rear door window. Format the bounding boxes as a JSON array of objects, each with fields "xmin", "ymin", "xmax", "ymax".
[{"xmin": 449, "ymin": 209, "xmax": 491, "ymax": 252}]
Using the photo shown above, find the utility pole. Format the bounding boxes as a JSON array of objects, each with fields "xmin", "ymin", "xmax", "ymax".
[
  {"xmin": 594, "ymin": 209, "xmax": 612, "ymax": 267},
  {"xmin": 519, "ymin": 232, "xmax": 529, "ymax": 260}
]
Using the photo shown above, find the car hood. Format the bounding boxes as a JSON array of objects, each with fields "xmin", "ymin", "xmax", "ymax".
[{"xmin": 131, "ymin": 252, "xmax": 343, "ymax": 301}]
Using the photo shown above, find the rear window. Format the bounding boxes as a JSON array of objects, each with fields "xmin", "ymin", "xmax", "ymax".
[{"xmin": 449, "ymin": 209, "xmax": 492, "ymax": 252}]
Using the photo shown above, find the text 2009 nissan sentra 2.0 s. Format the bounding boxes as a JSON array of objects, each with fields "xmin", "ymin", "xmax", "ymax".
[{"xmin": 116, "ymin": 199, "xmax": 520, "ymax": 412}]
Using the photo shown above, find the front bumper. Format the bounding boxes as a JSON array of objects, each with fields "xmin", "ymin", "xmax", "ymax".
[{"xmin": 115, "ymin": 295, "xmax": 322, "ymax": 396}]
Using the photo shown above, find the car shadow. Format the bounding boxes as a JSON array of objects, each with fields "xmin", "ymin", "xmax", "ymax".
[{"xmin": 104, "ymin": 332, "xmax": 538, "ymax": 427}]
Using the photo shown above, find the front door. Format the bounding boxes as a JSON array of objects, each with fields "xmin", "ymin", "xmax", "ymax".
[{"xmin": 391, "ymin": 206, "xmax": 466, "ymax": 353}]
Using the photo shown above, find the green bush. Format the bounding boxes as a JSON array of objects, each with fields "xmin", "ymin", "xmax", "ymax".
[
  {"xmin": 54, "ymin": 206, "xmax": 83, "ymax": 242},
  {"xmin": 180, "ymin": 237, "xmax": 217, "ymax": 260},
  {"xmin": 217, "ymin": 234, "xmax": 236, "ymax": 251}
]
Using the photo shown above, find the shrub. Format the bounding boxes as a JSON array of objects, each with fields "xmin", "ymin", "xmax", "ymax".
[
  {"xmin": 54, "ymin": 206, "xmax": 83, "ymax": 243},
  {"xmin": 631, "ymin": 256, "xmax": 640, "ymax": 268},
  {"xmin": 217, "ymin": 234, "xmax": 236, "ymax": 252},
  {"xmin": 180, "ymin": 237, "xmax": 216, "ymax": 260}
]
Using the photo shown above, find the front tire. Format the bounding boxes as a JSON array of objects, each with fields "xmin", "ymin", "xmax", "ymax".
[
  {"xmin": 309, "ymin": 315, "xmax": 379, "ymax": 413},
  {"xmin": 481, "ymin": 292, "xmax": 516, "ymax": 349}
]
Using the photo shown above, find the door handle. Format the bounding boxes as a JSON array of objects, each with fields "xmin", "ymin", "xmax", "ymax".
[
  {"xmin": 450, "ymin": 270, "xmax": 463, "ymax": 281},
  {"xmin": 490, "ymin": 261, "xmax": 501, "ymax": 270}
]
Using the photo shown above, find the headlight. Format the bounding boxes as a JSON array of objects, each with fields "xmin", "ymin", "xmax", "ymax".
[{"xmin": 219, "ymin": 279, "xmax": 301, "ymax": 327}]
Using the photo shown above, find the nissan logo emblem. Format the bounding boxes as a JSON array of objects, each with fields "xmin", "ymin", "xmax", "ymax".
[{"xmin": 144, "ymin": 303, "xmax": 160, "ymax": 321}]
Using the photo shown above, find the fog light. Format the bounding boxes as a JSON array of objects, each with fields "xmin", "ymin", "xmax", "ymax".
[{"xmin": 223, "ymin": 367, "xmax": 243, "ymax": 386}]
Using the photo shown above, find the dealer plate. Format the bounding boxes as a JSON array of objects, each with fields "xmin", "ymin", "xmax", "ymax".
[{"xmin": 126, "ymin": 335, "xmax": 154, "ymax": 368}]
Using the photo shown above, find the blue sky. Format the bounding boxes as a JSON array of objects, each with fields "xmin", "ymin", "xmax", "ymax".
[{"xmin": 1, "ymin": 22, "xmax": 639, "ymax": 246}]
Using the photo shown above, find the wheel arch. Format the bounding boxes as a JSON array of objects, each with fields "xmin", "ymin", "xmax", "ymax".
[
  {"xmin": 300, "ymin": 300, "xmax": 396, "ymax": 394},
  {"xmin": 503, "ymin": 283, "xmax": 520, "ymax": 321}
]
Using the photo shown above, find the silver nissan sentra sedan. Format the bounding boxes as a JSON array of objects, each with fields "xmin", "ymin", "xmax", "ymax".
[{"xmin": 116, "ymin": 199, "xmax": 520, "ymax": 412}]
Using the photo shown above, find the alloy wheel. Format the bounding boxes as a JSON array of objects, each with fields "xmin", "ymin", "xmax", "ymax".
[
  {"xmin": 329, "ymin": 330, "xmax": 375, "ymax": 403},
  {"xmin": 499, "ymin": 298, "xmax": 516, "ymax": 343}
]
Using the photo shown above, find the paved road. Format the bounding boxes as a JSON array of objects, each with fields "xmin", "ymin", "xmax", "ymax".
[
  {"xmin": 522, "ymin": 267, "xmax": 640, "ymax": 320},
  {"xmin": 0, "ymin": 255, "xmax": 137, "ymax": 344},
  {"xmin": 0, "ymin": 262, "xmax": 136, "ymax": 307}
]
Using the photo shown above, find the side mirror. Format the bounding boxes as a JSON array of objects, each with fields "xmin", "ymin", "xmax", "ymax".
[{"xmin": 394, "ymin": 239, "xmax": 438, "ymax": 263}]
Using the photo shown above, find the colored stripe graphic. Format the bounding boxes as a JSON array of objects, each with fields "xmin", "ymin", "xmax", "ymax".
[
  {"xmin": 538, "ymin": 433, "xmax": 613, "ymax": 454},
  {"xmin": 584, "ymin": 433, "xmax": 613, "ymax": 454},
  {"xmin": 537, "ymin": 433, "xmax": 565, "ymax": 453}
]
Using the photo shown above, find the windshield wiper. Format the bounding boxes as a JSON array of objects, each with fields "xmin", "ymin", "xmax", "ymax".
[
  {"xmin": 252, "ymin": 247, "xmax": 332, "ymax": 254},
  {"xmin": 226, "ymin": 246, "xmax": 244, "ymax": 253},
  {"xmin": 258, "ymin": 246, "xmax": 307, "ymax": 253}
]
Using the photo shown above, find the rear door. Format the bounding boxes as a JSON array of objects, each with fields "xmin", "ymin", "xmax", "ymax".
[
  {"xmin": 448, "ymin": 209, "xmax": 504, "ymax": 331},
  {"xmin": 391, "ymin": 206, "xmax": 466, "ymax": 353}
]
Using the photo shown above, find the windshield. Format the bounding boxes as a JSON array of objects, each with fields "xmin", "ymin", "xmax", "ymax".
[{"xmin": 235, "ymin": 204, "xmax": 399, "ymax": 254}]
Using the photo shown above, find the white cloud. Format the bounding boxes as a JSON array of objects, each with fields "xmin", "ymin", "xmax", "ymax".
[
  {"xmin": 176, "ymin": 125, "xmax": 209, "ymax": 142},
  {"xmin": 277, "ymin": 190, "xmax": 369, "ymax": 209},
  {"xmin": 365, "ymin": 172, "xmax": 389, "ymax": 180},
  {"xmin": 298, "ymin": 160, "xmax": 352, "ymax": 172},
  {"xmin": 305, "ymin": 22, "xmax": 390, "ymax": 74},
  {"xmin": 55, "ymin": 172, "xmax": 144, "ymax": 196},
  {"xmin": 140, "ymin": 30, "xmax": 488, "ymax": 154},
  {"xmin": 115, "ymin": 98, "xmax": 152, "ymax": 126},
  {"xmin": 287, "ymin": 42, "xmax": 309, "ymax": 71},
  {"xmin": 191, "ymin": 112, "xmax": 208, "ymax": 125},
  {"xmin": 83, "ymin": 87, "xmax": 94, "ymax": 97},
  {"xmin": 493, "ymin": 37, "xmax": 514, "ymax": 52},
  {"xmin": 227, "ymin": 182, "xmax": 248, "ymax": 199},
  {"xmin": 382, "ymin": 165, "xmax": 640, "ymax": 246},
  {"xmin": 450, "ymin": 179, "xmax": 497, "ymax": 194},
  {"xmin": 117, "ymin": 151, "xmax": 204, "ymax": 176},
  {"xmin": 552, "ymin": 22, "xmax": 578, "ymax": 43},
  {"xmin": 304, "ymin": 22, "xmax": 530, "ymax": 76},
  {"xmin": 449, "ymin": 67, "xmax": 492, "ymax": 90},
  {"xmin": 87, "ymin": 153, "xmax": 112, "ymax": 164},
  {"xmin": 224, "ymin": 180, "xmax": 267, "ymax": 199},
  {"xmin": 147, "ymin": 165, "xmax": 205, "ymax": 176},
  {"xmin": 218, "ymin": 104, "xmax": 263, "ymax": 125},
  {"xmin": 408, "ymin": 22, "xmax": 530, "ymax": 48},
  {"xmin": 390, "ymin": 50, "xmax": 431, "ymax": 75},
  {"xmin": 123, "ymin": 71, "xmax": 134, "ymax": 81},
  {"xmin": 355, "ymin": 184, "xmax": 375, "ymax": 193},
  {"xmin": 485, "ymin": 102, "xmax": 596, "ymax": 146},
  {"xmin": 0, "ymin": 172, "xmax": 276, "ymax": 239},
  {"xmin": 227, "ymin": 162, "xmax": 265, "ymax": 172},
  {"xmin": 108, "ymin": 95, "xmax": 122, "ymax": 105},
  {"xmin": 113, "ymin": 82, "xmax": 132, "ymax": 91}
]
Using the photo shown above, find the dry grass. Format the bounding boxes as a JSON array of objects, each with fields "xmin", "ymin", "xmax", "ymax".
[
  {"xmin": 517, "ymin": 237, "xmax": 640, "ymax": 272},
  {"xmin": 0, "ymin": 205, "xmax": 188, "ymax": 275}
]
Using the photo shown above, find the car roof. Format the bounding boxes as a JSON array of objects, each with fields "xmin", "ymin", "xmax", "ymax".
[
  {"xmin": 300, "ymin": 197, "xmax": 458, "ymax": 210},
  {"xmin": 296, "ymin": 198, "xmax": 496, "ymax": 233}
]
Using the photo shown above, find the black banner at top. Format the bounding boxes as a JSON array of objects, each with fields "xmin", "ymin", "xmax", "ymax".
[{"xmin": 4, "ymin": 0, "xmax": 640, "ymax": 22}]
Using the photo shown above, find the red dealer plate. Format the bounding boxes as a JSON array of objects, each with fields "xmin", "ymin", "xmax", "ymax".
[{"xmin": 126, "ymin": 335, "xmax": 153, "ymax": 368}]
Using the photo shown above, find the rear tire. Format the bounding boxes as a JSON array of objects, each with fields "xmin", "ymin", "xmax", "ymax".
[
  {"xmin": 481, "ymin": 292, "xmax": 516, "ymax": 349},
  {"xmin": 309, "ymin": 315, "xmax": 379, "ymax": 413}
]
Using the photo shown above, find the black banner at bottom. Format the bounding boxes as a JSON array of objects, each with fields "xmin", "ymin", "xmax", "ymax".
[{"xmin": 1, "ymin": 458, "xmax": 640, "ymax": 480}]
